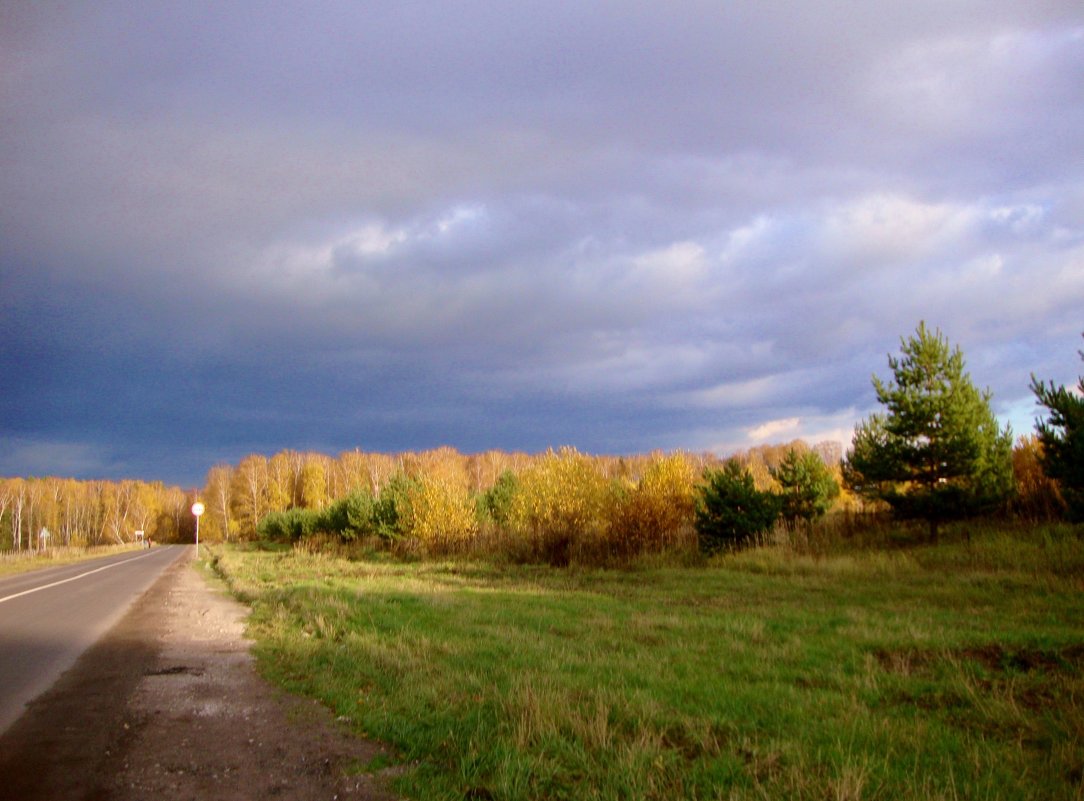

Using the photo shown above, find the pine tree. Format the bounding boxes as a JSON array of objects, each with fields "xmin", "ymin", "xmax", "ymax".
[
  {"xmin": 771, "ymin": 448, "xmax": 840, "ymax": 527},
  {"xmin": 694, "ymin": 461, "xmax": 780, "ymax": 553},
  {"xmin": 1030, "ymin": 335, "xmax": 1084, "ymax": 521},
  {"xmin": 844, "ymin": 323, "xmax": 1013, "ymax": 540}
]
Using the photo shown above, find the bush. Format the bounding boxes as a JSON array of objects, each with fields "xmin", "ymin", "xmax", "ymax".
[
  {"xmin": 1012, "ymin": 435, "xmax": 1065, "ymax": 520},
  {"xmin": 508, "ymin": 448, "xmax": 609, "ymax": 565},
  {"xmin": 695, "ymin": 461, "xmax": 781, "ymax": 553},
  {"xmin": 257, "ymin": 507, "xmax": 321, "ymax": 542},
  {"xmin": 608, "ymin": 453, "xmax": 697, "ymax": 557},
  {"xmin": 402, "ymin": 476, "xmax": 479, "ymax": 554},
  {"xmin": 320, "ymin": 491, "xmax": 379, "ymax": 541},
  {"xmin": 373, "ymin": 473, "xmax": 419, "ymax": 540}
]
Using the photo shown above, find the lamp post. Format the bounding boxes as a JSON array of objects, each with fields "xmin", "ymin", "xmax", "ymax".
[{"xmin": 191, "ymin": 501, "xmax": 205, "ymax": 557}]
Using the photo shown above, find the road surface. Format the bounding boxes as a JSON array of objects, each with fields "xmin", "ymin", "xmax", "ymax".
[{"xmin": 0, "ymin": 545, "xmax": 186, "ymax": 734}]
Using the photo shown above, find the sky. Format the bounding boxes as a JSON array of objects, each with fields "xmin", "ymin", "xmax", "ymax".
[{"xmin": 2, "ymin": 2, "xmax": 1083, "ymax": 488}]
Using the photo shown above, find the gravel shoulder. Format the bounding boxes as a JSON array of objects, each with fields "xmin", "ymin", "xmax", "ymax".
[{"xmin": 0, "ymin": 547, "xmax": 400, "ymax": 801}]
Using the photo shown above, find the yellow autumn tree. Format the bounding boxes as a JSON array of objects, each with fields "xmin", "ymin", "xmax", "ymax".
[
  {"xmin": 508, "ymin": 447, "xmax": 609, "ymax": 565},
  {"xmin": 1012, "ymin": 435, "xmax": 1064, "ymax": 520},
  {"xmin": 402, "ymin": 475, "xmax": 478, "ymax": 554},
  {"xmin": 230, "ymin": 455, "xmax": 268, "ymax": 539},
  {"xmin": 608, "ymin": 452, "xmax": 697, "ymax": 556},
  {"xmin": 202, "ymin": 464, "xmax": 236, "ymax": 542},
  {"xmin": 299, "ymin": 455, "xmax": 331, "ymax": 510}
]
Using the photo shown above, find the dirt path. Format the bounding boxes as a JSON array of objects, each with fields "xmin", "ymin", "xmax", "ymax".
[{"xmin": 0, "ymin": 548, "xmax": 400, "ymax": 801}]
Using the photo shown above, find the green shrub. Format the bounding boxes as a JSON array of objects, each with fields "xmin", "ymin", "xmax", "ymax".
[
  {"xmin": 694, "ymin": 461, "xmax": 781, "ymax": 553},
  {"xmin": 373, "ymin": 474, "xmax": 419, "ymax": 540},
  {"xmin": 256, "ymin": 507, "xmax": 321, "ymax": 542},
  {"xmin": 320, "ymin": 491, "xmax": 378, "ymax": 541},
  {"xmin": 770, "ymin": 448, "xmax": 840, "ymax": 527},
  {"xmin": 479, "ymin": 470, "xmax": 519, "ymax": 526}
]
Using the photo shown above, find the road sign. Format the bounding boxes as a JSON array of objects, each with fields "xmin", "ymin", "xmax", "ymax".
[{"xmin": 192, "ymin": 501, "xmax": 205, "ymax": 557}]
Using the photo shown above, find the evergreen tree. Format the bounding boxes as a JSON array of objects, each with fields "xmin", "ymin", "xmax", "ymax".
[
  {"xmin": 480, "ymin": 470, "xmax": 519, "ymax": 526},
  {"xmin": 844, "ymin": 323, "xmax": 1013, "ymax": 540},
  {"xmin": 771, "ymin": 448, "xmax": 840, "ymax": 527},
  {"xmin": 1030, "ymin": 336, "xmax": 1084, "ymax": 521},
  {"xmin": 694, "ymin": 461, "xmax": 780, "ymax": 553}
]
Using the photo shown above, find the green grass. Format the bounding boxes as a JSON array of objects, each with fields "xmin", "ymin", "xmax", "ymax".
[{"xmin": 211, "ymin": 523, "xmax": 1084, "ymax": 800}]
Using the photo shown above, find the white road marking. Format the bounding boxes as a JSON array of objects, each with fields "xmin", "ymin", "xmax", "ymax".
[{"xmin": 0, "ymin": 551, "xmax": 160, "ymax": 605}]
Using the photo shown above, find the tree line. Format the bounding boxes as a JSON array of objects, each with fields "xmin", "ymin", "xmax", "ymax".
[
  {"xmin": 250, "ymin": 445, "xmax": 848, "ymax": 565},
  {"xmin": 238, "ymin": 324, "xmax": 1082, "ymax": 564},
  {"xmin": 0, "ymin": 443, "xmax": 844, "ymax": 557},
  {"xmin": 2, "ymin": 325, "xmax": 1080, "ymax": 558},
  {"xmin": 0, "ymin": 478, "xmax": 190, "ymax": 551}
]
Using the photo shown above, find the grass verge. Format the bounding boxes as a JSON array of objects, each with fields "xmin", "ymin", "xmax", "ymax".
[
  {"xmin": 211, "ymin": 524, "xmax": 1084, "ymax": 800},
  {"xmin": 0, "ymin": 543, "xmax": 145, "ymax": 576}
]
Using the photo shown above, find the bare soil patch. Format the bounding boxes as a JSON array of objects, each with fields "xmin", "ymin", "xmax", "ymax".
[
  {"xmin": 873, "ymin": 643, "xmax": 1084, "ymax": 676},
  {"xmin": 0, "ymin": 548, "xmax": 400, "ymax": 801}
]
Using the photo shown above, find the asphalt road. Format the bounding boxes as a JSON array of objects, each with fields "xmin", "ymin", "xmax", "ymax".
[{"xmin": 0, "ymin": 545, "xmax": 187, "ymax": 734}]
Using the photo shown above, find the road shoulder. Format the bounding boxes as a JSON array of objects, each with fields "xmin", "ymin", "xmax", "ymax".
[{"xmin": 0, "ymin": 548, "xmax": 399, "ymax": 801}]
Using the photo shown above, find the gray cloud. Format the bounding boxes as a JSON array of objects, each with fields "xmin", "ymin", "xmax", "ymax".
[{"xmin": 2, "ymin": 2, "xmax": 1083, "ymax": 483}]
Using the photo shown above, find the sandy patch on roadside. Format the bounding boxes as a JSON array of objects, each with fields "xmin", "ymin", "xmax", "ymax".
[{"xmin": 114, "ymin": 549, "xmax": 401, "ymax": 801}]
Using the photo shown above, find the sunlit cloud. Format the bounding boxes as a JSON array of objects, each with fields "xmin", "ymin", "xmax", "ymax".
[{"xmin": 747, "ymin": 418, "xmax": 801, "ymax": 442}]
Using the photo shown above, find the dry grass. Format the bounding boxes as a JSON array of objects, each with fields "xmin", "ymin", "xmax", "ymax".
[{"xmin": 0, "ymin": 543, "xmax": 144, "ymax": 576}]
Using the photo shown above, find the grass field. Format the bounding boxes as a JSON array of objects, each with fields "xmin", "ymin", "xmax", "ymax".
[{"xmin": 211, "ymin": 523, "xmax": 1084, "ymax": 800}]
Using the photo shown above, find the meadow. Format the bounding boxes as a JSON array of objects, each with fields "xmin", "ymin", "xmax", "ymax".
[{"xmin": 211, "ymin": 522, "xmax": 1084, "ymax": 800}]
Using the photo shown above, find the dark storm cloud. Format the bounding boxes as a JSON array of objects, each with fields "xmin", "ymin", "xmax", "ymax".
[{"xmin": 2, "ymin": 1, "xmax": 1083, "ymax": 483}]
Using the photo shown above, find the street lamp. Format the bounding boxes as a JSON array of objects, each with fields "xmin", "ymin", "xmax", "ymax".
[{"xmin": 191, "ymin": 501, "xmax": 205, "ymax": 557}]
